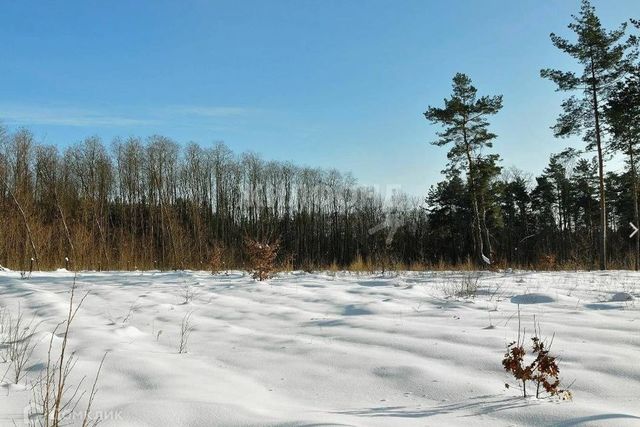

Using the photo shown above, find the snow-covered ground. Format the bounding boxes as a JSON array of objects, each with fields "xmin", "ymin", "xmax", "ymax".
[{"xmin": 1, "ymin": 269, "xmax": 639, "ymax": 426}]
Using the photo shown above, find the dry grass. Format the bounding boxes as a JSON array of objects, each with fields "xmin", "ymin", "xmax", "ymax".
[
  {"xmin": 1, "ymin": 304, "xmax": 40, "ymax": 384},
  {"xmin": 178, "ymin": 312, "xmax": 194, "ymax": 354},
  {"xmin": 30, "ymin": 274, "xmax": 107, "ymax": 427},
  {"xmin": 347, "ymin": 255, "xmax": 368, "ymax": 272}
]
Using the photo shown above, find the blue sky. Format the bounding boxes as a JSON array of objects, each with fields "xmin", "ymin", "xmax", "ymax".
[{"xmin": 1, "ymin": 0, "xmax": 639, "ymax": 197}]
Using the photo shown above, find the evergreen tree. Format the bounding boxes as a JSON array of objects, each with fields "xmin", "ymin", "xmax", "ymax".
[
  {"xmin": 424, "ymin": 73, "xmax": 503, "ymax": 265},
  {"xmin": 540, "ymin": 0, "xmax": 637, "ymax": 269},
  {"xmin": 425, "ymin": 172, "xmax": 470, "ymax": 263},
  {"xmin": 542, "ymin": 152, "xmax": 575, "ymax": 260},
  {"xmin": 605, "ymin": 70, "xmax": 640, "ymax": 268},
  {"xmin": 530, "ymin": 175, "xmax": 557, "ymax": 261},
  {"xmin": 499, "ymin": 170, "xmax": 531, "ymax": 264}
]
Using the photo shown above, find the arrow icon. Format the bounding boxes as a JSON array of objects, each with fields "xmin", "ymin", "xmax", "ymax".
[{"xmin": 630, "ymin": 222, "xmax": 639, "ymax": 238}]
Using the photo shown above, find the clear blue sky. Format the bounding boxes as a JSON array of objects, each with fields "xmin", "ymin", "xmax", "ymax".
[{"xmin": 1, "ymin": 0, "xmax": 639, "ymax": 196}]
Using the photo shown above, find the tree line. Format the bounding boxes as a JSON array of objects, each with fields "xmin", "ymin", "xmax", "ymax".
[
  {"xmin": 1, "ymin": 0, "xmax": 640, "ymax": 271},
  {"xmin": 0, "ymin": 130, "xmax": 429, "ymax": 271}
]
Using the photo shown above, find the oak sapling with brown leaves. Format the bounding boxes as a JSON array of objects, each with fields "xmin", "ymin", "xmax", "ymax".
[
  {"xmin": 244, "ymin": 238, "xmax": 280, "ymax": 281},
  {"xmin": 502, "ymin": 311, "xmax": 571, "ymax": 400}
]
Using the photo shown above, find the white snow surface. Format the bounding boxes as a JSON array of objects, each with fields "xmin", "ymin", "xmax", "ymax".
[{"xmin": 1, "ymin": 269, "xmax": 639, "ymax": 426}]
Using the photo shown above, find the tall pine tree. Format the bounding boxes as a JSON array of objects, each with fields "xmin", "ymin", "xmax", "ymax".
[
  {"xmin": 424, "ymin": 73, "xmax": 503, "ymax": 266},
  {"xmin": 605, "ymin": 69, "xmax": 640, "ymax": 269},
  {"xmin": 540, "ymin": 0, "xmax": 636, "ymax": 269}
]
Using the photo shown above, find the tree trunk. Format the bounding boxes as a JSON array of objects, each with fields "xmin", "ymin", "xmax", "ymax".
[
  {"xmin": 463, "ymin": 126, "xmax": 485, "ymax": 266},
  {"xmin": 590, "ymin": 63, "xmax": 607, "ymax": 270},
  {"xmin": 2, "ymin": 179, "xmax": 39, "ymax": 269},
  {"xmin": 54, "ymin": 190, "xmax": 75, "ymax": 263},
  {"xmin": 630, "ymin": 143, "xmax": 639, "ymax": 270},
  {"xmin": 480, "ymin": 193, "xmax": 493, "ymax": 257}
]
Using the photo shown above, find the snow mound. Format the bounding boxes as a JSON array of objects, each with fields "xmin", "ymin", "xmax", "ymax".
[
  {"xmin": 510, "ymin": 293, "xmax": 555, "ymax": 304},
  {"xmin": 37, "ymin": 331, "xmax": 63, "ymax": 344},
  {"xmin": 114, "ymin": 325, "xmax": 145, "ymax": 339},
  {"xmin": 610, "ymin": 292, "xmax": 634, "ymax": 302}
]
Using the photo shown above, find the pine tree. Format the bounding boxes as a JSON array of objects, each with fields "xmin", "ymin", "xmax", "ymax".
[
  {"xmin": 572, "ymin": 158, "xmax": 599, "ymax": 263},
  {"xmin": 543, "ymin": 153, "xmax": 575, "ymax": 260},
  {"xmin": 605, "ymin": 70, "xmax": 640, "ymax": 269},
  {"xmin": 540, "ymin": 0, "xmax": 637, "ymax": 270},
  {"xmin": 425, "ymin": 172, "xmax": 470, "ymax": 262},
  {"xmin": 424, "ymin": 73, "xmax": 503, "ymax": 266},
  {"xmin": 499, "ymin": 171, "xmax": 531, "ymax": 264}
]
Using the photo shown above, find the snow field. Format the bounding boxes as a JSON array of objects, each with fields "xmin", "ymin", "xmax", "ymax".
[{"xmin": 0, "ymin": 269, "xmax": 639, "ymax": 426}]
